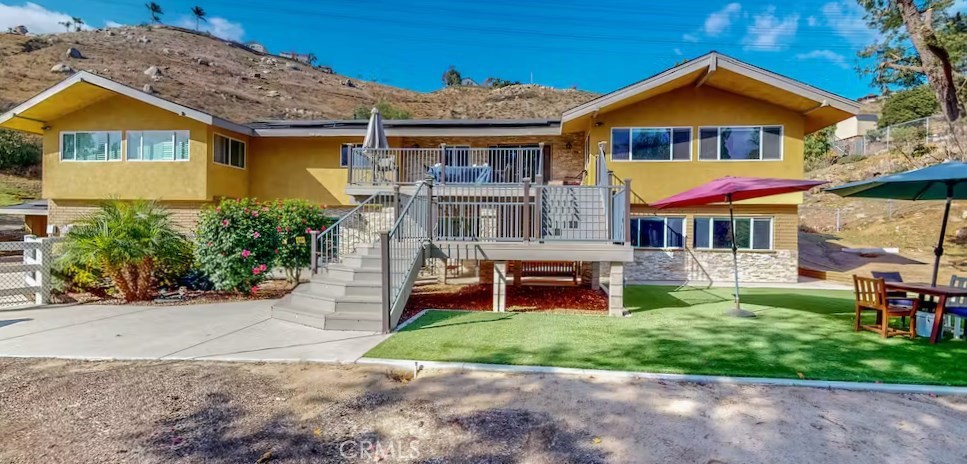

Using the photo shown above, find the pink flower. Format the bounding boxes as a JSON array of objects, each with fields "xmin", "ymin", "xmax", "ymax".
[
  {"xmin": 222, "ymin": 219, "xmax": 230, "ymax": 227},
  {"xmin": 259, "ymin": 263, "xmax": 268, "ymax": 271},
  {"xmin": 241, "ymin": 249, "xmax": 251, "ymax": 258},
  {"xmin": 274, "ymin": 248, "xmax": 279, "ymax": 254},
  {"xmin": 250, "ymin": 286, "xmax": 258, "ymax": 295},
  {"xmin": 252, "ymin": 267, "xmax": 262, "ymax": 275},
  {"xmin": 206, "ymin": 242, "xmax": 212, "ymax": 247},
  {"xmin": 305, "ymin": 227, "xmax": 312, "ymax": 234},
  {"xmin": 215, "ymin": 207, "xmax": 221, "ymax": 212},
  {"xmin": 320, "ymin": 226, "xmax": 327, "ymax": 232},
  {"xmin": 252, "ymin": 231, "xmax": 261, "ymax": 239},
  {"xmin": 276, "ymin": 226, "xmax": 283, "ymax": 233}
]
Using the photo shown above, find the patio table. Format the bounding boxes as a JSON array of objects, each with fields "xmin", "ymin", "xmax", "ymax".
[{"xmin": 884, "ymin": 282, "xmax": 967, "ymax": 344}]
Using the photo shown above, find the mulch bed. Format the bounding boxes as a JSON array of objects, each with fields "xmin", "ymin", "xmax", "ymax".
[
  {"xmin": 52, "ymin": 279, "xmax": 293, "ymax": 306},
  {"xmin": 400, "ymin": 283, "xmax": 608, "ymax": 323}
]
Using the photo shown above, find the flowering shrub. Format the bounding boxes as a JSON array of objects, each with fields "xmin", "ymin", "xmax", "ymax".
[
  {"xmin": 272, "ymin": 199, "xmax": 336, "ymax": 283},
  {"xmin": 195, "ymin": 198, "xmax": 280, "ymax": 292}
]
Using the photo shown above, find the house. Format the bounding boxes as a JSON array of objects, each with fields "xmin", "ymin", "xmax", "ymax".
[
  {"xmin": 0, "ymin": 52, "xmax": 858, "ymax": 331},
  {"xmin": 835, "ymin": 114, "xmax": 878, "ymax": 140},
  {"xmin": 279, "ymin": 51, "xmax": 313, "ymax": 64},
  {"xmin": 245, "ymin": 41, "xmax": 267, "ymax": 54}
]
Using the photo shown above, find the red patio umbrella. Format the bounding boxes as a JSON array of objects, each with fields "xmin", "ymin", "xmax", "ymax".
[{"xmin": 650, "ymin": 176, "xmax": 826, "ymax": 317}]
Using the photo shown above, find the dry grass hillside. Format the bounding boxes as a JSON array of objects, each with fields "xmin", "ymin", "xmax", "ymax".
[{"xmin": 0, "ymin": 26, "xmax": 596, "ymax": 122}]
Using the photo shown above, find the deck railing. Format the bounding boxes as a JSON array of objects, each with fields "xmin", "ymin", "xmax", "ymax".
[
  {"xmin": 348, "ymin": 145, "xmax": 546, "ymax": 186},
  {"xmin": 380, "ymin": 181, "xmax": 432, "ymax": 331},
  {"xmin": 309, "ymin": 191, "xmax": 397, "ymax": 273}
]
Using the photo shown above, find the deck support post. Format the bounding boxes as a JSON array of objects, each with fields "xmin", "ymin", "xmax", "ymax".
[
  {"xmin": 608, "ymin": 262, "xmax": 625, "ymax": 317},
  {"xmin": 493, "ymin": 261, "xmax": 507, "ymax": 312},
  {"xmin": 590, "ymin": 262, "xmax": 601, "ymax": 290},
  {"xmin": 513, "ymin": 261, "xmax": 522, "ymax": 286}
]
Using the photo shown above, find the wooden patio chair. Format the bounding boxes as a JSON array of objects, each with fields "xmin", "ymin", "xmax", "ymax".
[{"xmin": 853, "ymin": 276, "xmax": 918, "ymax": 339}]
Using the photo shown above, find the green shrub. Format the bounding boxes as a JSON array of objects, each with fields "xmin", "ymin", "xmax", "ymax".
[
  {"xmin": 51, "ymin": 259, "xmax": 112, "ymax": 298},
  {"xmin": 0, "ymin": 129, "xmax": 41, "ymax": 170},
  {"xmin": 272, "ymin": 198, "xmax": 336, "ymax": 283},
  {"xmin": 195, "ymin": 198, "xmax": 281, "ymax": 293},
  {"xmin": 352, "ymin": 100, "xmax": 411, "ymax": 120},
  {"xmin": 58, "ymin": 200, "xmax": 190, "ymax": 301}
]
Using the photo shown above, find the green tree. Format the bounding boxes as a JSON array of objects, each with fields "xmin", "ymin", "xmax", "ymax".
[
  {"xmin": 804, "ymin": 126, "xmax": 835, "ymax": 169},
  {"xmin": 442, "ymin": 65, "xmax": 462, "ymax": 87},
  {"xmin": 59, "ymin": 200, "xmax": 191, "ymax": 301},
  {"xmin": 195, "ymin": 198, "xmax": 281, "ymax": 292},
  {"xmin": 272, "ymin": 199, "xmax": 335, "ymax": 283},
  {"xmin": 484, "ymin": 77, "xmax": 522, "ymax": 88},
  {"xmin": 190, "ymin": 6, "xmax": 206, "ymax": 31},
  {"xmin": 879, "ymin": 85, "xmax": 940, "ymax": 126},
  {"xmin": 71, "ymin": 17, "xmax": 84, "ymax": 32},
  {"xmin": 0, "ymin": 129, "xmax": 41, "ymax": 170},
  {"xmin": 145, "ymin": 2, "xmax": 164, "ymax": 24},
  {"xmin": 857, "ymin": 0, "xmax": 966, "ymax": 121},
  {"xmin": 352, "ymin": 100, "xmax": 411, "ymax": 120},
  {"xmin": 57, "ymin": 20, "xmax": 72, "ymax": 32}
]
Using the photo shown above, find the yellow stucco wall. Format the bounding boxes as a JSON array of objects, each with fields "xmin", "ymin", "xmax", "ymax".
[
  {"xmin": 43, "ymin": 95, "xmax": 211, "ymax": 201},
  {"xmin": 249, "ymin": 136, "xmax": 374, "ymax": 206},
  {"xmin": 207, "ymin": 127, "xmax": 250, "ymax": 200},
  {"xmin": 588, "ymin": 85, "xmax": 806, "ymax": 204}
]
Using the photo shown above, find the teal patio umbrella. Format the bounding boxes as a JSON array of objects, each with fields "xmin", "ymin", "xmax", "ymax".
[{"xmin": 826, "ymin": 160, "xmax": 967, "ymax": 286}]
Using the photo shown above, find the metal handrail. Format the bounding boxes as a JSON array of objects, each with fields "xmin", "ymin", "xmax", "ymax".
[
  {"xmin": 309, "ymin": 191, "xmax": 395, "ymax": 274},
  {"xmin": 349, "ymin": 146, "xmax": 545, "ymax": 185},
  {"xmin": 609, "ymin": 172, "xmax": 648, "ymax": 205},
  {"xmin": 381, "ymin": 181, "xmax": 432, "ymax": 332}
]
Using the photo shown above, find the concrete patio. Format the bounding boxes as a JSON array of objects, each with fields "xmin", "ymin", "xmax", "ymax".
[{"xmin": 0, "ymin": 299, "xmax": 388, "ymax": 362}]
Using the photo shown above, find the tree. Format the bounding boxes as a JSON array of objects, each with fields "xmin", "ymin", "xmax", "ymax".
[
  {"xmin": 59, "ymin": 201, "xmax": 191, "ymax": 301},
  {"xmin": 858, "ymin": 0, "xmax": 966, "ymax": 121},
  {"xmin": 0, "ymin": 129, "xmax": 41, "ymax": 170},
  {"xmin": 352, "ymin": 100, "xmax": 411, "ymax": 120},
  {"xmin": 442, "ymin": 65, "xmax": 462, "ymax": 87},
  {"xmin": 145, "ymin": 2, "xmax": 164, "ymax": 24},
  {"xmin": 57, "ymin": 20, "xmax": 72, "ymax": 32},
  {"xmin": 879, "ymin": 84, "xmax": 941, "ymax": 125},
  {"xmin": 306, "ymin": 53, "xmax": 317, "ymax": 65},
  {"xmin": 805, "ymin": 126, "xmax": 835, "ymax": 167},
  {"xmin": 190, "ymin": 6, "xmax": 206, "ymax": 31},
  {"xmin": 484, "ymin": 77, "xmax": 522, "ymax": 88},
  {"xmin": 71, "ymin": 17, "xmax": 84, "ymax": 32}
]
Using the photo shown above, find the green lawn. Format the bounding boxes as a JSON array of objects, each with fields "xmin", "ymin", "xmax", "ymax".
[{"xmin": 367, "ymin": 286, "xmax": 967, "ymax": 385}]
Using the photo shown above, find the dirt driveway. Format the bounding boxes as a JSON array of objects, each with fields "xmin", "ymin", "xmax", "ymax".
[{"xmin": 1, "ymin": 358, "xmax": 965, "ymax": 463}]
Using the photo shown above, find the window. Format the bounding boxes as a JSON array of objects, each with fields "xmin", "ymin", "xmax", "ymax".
[
  {"xmin": 340, "ymin": 143, "xmax": 364, "ymax": 167},
  {"xmin": 60, "ymin": 131, "xmax": 121, "ymax": 161},
  {"xmin": 127, "ymin": 130, "xmax": 189, "ymax": 161},
  {"xmin": 445, "ymin": 145, "xmax": 471, "ymax": 166},
  {"xmin": 693, "ymin": 217, "xmax": 773, "ymax": 250},
  {"xmin": 698, "ymin": 126, "xmax": 782, "ymax": 160},
  {"xmin": 611, "ymin": 127, "xmax": 691, "ymax": 161},
  {"xmin": 630, "ymin": 216, "xmax": 685, "ymax": 248},
  {"xmin": 213, "ymin": 134, "xmax": 246, "ymax": 168}
]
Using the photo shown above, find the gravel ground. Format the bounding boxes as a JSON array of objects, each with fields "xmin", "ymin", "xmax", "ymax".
[{"xmin": 1, "ymin": 358, "xmax": 966, "ymax": 463}]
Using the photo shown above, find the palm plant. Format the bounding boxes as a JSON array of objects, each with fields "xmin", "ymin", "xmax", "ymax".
[
  {"xmin": 146, "ymin": 2, "xmax": 164, "ymax": 24},
  {"xmin": 190, "ymin": 6, "xmax": 206, "ymax": 31},
  {"xmin": 59, "ymin": 200, "xmax": 190, "ymax": 301},
  {"xmin": 71, "ymin": 16, "xmax": 84, "ymax": 31},
  {"xmin": 58, "ymin": 20, "xmax": 73, "ymax": 32}
]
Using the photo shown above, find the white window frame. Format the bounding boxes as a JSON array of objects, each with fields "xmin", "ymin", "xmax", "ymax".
[
  {"xmin": 697, "ymin": 125, "xmax": 784, "ymax": 162},
  {"xmin": 126, "ymin": 130, "xmax": 190, "ymax": 162},
  {"xmin": 693, "ymin": 216, "xmax": 774, "ymax": 251},
  {"xmin": 610, "ymin": 126, "xmax": 692, "ymax": 162},
  {"xmin": 59, "ymin": 131, "xmax": 122, "ymax": 162},
  {"xmin": 340, "ymin": 143, "xmax": 364, "ymax": 168},
  {"xmin": 213, "ymin": 133, "xmax": 246, "ymax": 169},
  {"xmin": 630, "ymin": 216, "xmax": 686, "ymax": 249}
]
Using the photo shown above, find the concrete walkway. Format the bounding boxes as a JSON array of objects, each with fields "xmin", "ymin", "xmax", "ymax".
[{"xmin": 0, "ymin": 300, "xmax": 388, "ymax": 362}]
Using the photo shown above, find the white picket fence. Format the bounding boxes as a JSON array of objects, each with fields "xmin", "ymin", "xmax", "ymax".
[{"xmin": 0, "ymin": 236, "xmax": 62, "ymax": 307}]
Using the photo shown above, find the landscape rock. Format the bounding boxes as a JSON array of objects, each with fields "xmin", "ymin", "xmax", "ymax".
[
  {"xmin": 8, "ymin": 25, "xmax": 28, "ymax": 35},
  {"xmin": 142, "ymin": 84, "xmax": 153, "ymax": 94},
  {"xmin": 66, "ymin": 47, "xmax": 84, "ymax": 59},
  {"xmin": 50, "ymin": 63, "xmax": 73, "ymax": 74},
  {"xmin": 956, "ymin": 228, "xmax": 967, "ymax": 245},
  {"xmin": 138, "ymin": 35, "xmax": 150, "ymax": 44},
  {"xmin": 143, "ymin": 66, "xmax": 162, "ymax": 80},
  {"xmin": 161, "ymin": 48, "xmax": 171, "ymax": 54},
  {"xmin": 196, "ymin": 57, "xmax": 212, "ymax": 66},
  {"xmin": 317, "ymin": 66, "xmax": 333, "ymax": 74},
  {"xmin": 285, "ymin": 62, "xmax": 300, "ymax": 71},
  {"xmin": 266, "ymin": 90, "xmax": 280, "ymax": 98},
  {"xmin": 342, "ymin": 79, "xmax": 355, "ymax": 88}
]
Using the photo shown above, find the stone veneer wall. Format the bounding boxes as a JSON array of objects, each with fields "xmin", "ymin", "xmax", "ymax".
[
  {"xmin": 48, "ymin": 199, "xmax": 209, "ymax": 232},
  {"xmin": 626, "ymin": 249, "xmax": 799, "ymax": 283},
  {"xmin": 398, "ymin": 133, "xmax": 586, "ymax": 182}
]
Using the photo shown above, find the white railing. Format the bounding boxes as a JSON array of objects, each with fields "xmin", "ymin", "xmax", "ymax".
[
  {"xmin": 310, "ymin": 191, "xmax": 397, "ymax": 273},
  {"xmin": 348, "ymin": 145, "xmax": 546, "ymax": 186},
  {"xmin": 0, "ymin": 236, "xmax": 61, "ymax": 307},
  {"xmin": 380, "ymin": 181, "xmax": 432, "ymax": 331}
]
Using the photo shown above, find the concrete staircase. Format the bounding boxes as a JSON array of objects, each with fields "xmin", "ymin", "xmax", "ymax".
[
  {"xmin": 272, "ymin": 243, "xmax": 385, "ymax": 332},
  {"xmin": 540, "ymin": 187, "xmax": 610, "ymax": 241}
]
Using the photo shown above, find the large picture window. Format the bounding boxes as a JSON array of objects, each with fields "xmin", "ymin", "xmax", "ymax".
[
  {"xmin": 698, "ymin": 126, "xmax": 782, "ymax": 160},
  {"xmin": 693, "ymin": 217, "xmax": 773, "ymax": 250},
  {"xmin": 213, "ymin": 134, "xmax": 246, "ymax": 168},
  {"xmin": 60, "ymin": 131, "xmax": 121, "ymax": 161},
  {"xmin": 127, "ymin": 130, "xmax": 189, "ymax": 161},
  {"xmin": 612, "ymin": 127, "xmax": 691, "ymax": 161},
  {"xmin": 630, "ymin": 216, "xmax": 685, "ymax": 248},
  {"xmin": 340, "ymin": 143, "xmax": 364, "ymax": 167}
]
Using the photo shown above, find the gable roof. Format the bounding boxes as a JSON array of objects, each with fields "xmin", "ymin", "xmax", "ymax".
[
  {"xmin": 561, "ymin": 52, "xmax": 860, "ymax": 134},
  {"xmin": 0, "ymin": 71, "xmax": 253, "ymax": 135}
]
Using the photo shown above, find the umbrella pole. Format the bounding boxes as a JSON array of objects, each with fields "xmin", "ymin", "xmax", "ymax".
[
  {"xmin": 725, "ymin": 194, "xmax": 756, "ymax": 318},
  {"xmin": 932, "ymin": 184, "xmax": 955, "ymax": 287}
]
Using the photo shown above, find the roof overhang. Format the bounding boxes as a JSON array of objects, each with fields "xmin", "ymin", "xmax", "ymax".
[
  {"xmin": 561, "ymin": 52, "xmax": 861, "ymax": 134},
  {"xmin": 0, "ymin": 71, "xmax": 253, "ymax": 136}
]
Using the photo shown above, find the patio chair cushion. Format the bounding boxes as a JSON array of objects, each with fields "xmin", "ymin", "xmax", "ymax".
[
  {"xmin": 944, "ymin": 305, "xmax": 967, "ymax": 318},
  {"xmin": 887, "ymin": 298, "xmax": 916, "ymax": 308}
]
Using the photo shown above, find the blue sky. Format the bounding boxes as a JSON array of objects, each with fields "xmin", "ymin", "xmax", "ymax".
[{"xmin": 0, "ymin": 0, "xmax": 926, "ymax": 98}]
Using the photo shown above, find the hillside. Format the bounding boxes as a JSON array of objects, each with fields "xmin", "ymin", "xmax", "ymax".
[{"xmin": 0, "ymin": 26, "xmax": 597, "ymax": 123}]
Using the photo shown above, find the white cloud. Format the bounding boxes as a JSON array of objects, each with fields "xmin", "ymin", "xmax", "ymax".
[
  {"xmin": 0, "ymin": 2, "xmax": 89, "ymax": 34},
  {"xmin": 742, "ymin": 7, "xmax": 799, "ymax": 51},
  {"xmin": 682, "ymin": 33, "xmax": 699, "ymax": 43},
  {"xmin": 821, "ymin": 1, "xmax": 877, "ymax": 46},
  {"xmin": 806, "ymin": 15, "xmax": 818, "ymax": 27},
  {"xmin": 104, "ymin": 20, "xmax": 125, "ymax": 28},
  {"xmin": 175, "ymin": 15, "xmax": 244, "ymax": 42},
  {"xmin": 673, "ymin": 47, "xmax": 683, "ymax": 56},
  {"xmin": 796, "ymin": 49, "xmax": 849, "ymax": 69},
  {"xmin": 704, "ymin": 2, "xmax": 742, "ymax": 37}
]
